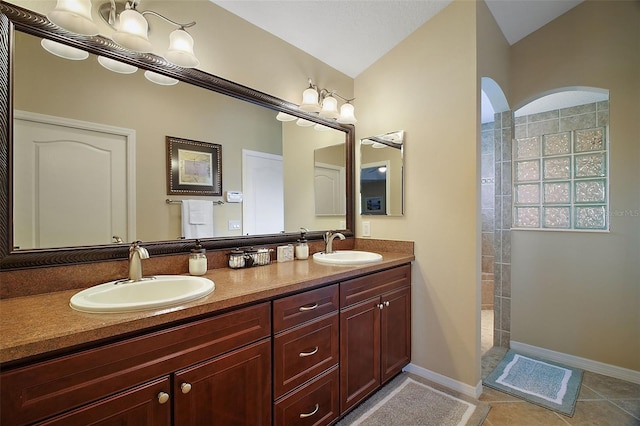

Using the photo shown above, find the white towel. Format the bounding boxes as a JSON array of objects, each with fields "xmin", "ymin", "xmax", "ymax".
[{"xmin": 181, "ymin": 200, "xmax": 214, "ymax": 239}]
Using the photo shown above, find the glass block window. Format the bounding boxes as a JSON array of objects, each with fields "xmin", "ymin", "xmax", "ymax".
[{"xmin": 513, "ymin": 127, "xmax": 608, "ymax": 230}]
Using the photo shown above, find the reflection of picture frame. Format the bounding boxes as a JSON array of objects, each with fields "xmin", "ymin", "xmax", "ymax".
[
  {"xmin": 167, "ymin": 136, "xmax": 222, "ymax": 196},
  {"xmin": 365, "ymin": 196, "xmax": 382, "ymax": 212}
]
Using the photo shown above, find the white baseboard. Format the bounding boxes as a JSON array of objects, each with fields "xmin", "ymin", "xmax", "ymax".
[
  {"xmin": 511, "ymin": 341, "xmax": 640, "ymax": 385},
  {"xmin": 403, "ymin": 363, "xmax": 484, "ymax": 399}
]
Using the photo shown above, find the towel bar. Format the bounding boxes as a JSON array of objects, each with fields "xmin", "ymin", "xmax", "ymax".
[{"xmin": 166, "ymin": 199, "xmax": 224, "ymax": 205}]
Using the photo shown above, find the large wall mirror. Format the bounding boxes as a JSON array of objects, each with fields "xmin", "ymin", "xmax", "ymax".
[
  {"xmin": 360, "ymin": 131, "xmax": 404, "ymax": 216},
  {"xmin": 0, "ymin": 3, "xmax": 354, "ymax": 269}
]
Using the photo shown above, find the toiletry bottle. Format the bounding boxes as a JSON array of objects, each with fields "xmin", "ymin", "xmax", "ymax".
[
  {"xmin": 295, "ymin": 228, "xmax": 309, "ymax": 260},
  {"xmin": 189, "ymin": 240, "xmax": 207, "ymax": 275}
]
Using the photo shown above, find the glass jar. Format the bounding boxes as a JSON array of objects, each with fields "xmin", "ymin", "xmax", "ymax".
[
  {"xmin": 189, "ymin": 240, "xmax": 207, "ymax": 275},
  {"xmin": 228, "ymin": 249, "xmax": 245, "ymax": 269}
]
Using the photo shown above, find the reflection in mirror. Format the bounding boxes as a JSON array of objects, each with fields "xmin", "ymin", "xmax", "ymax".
[
  {"xmin": 360, "ymin": 131, "xmax": 404, "ymax": 216},
  {"xmin": 0, "ymin": 2, "xmax": 354, "ymax": 270},
  {"xmin": 283, "ymin": 121, "xmax": 346, "ymax": 231},
  {"xmin": 12, "ymin": 30, "xmax": 346, "ymax": 249}
]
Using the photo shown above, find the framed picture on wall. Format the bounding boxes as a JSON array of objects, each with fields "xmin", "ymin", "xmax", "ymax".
[{"xmin": 166, "ymin": 136, "xmax": 222, "ymax": 196}]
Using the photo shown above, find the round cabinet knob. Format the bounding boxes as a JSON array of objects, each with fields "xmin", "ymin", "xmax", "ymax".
[
  {"xmin": 384, "ymin": 301, "xmax": 390, "ymax": 307},
  {"xmin": 181, "ymin": 382, "xmax": 192, "ymax": 394},
  {"xmin": 157, "ymin": 392, "xmax": 170, "ymax": 404}
]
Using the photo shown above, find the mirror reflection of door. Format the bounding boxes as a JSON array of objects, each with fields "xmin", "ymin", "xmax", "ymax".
[
  {"xmin": 242, "ymin": 149, "xmax": 284, "ymax": 235},
  {"xmin": 314, "ymin": 162, "xmax": 346, "ymax": 216},
  {"xmin": 360, "ymin": 162, "xmax": 390, "ymax": 215},
  {"xmin": 13, "ymin": 111, "xmax": 135, "ymax": 249}
]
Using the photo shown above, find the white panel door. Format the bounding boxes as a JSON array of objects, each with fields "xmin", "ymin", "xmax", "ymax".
[
  {"xmin": 13, "ymin": 112, "xmax": 135, "ymax": 249},
  {"xmin": 242, "ymin": 150, "xmax": 284, "ymax": 235},
  {"xmin": 314, "ymin": 162, "xmax": 346, "ymax": 215}
]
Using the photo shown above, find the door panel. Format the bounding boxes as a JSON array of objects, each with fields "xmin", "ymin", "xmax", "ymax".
[
  {"xmin": 339, "ymin": 298, "xmax": 380, "ymax": 413},
  {"xmin": 174, "ymin": 339, "xmax": 271, "ymax": 425},
  {"xmin": 13, "ymin": 112, "xmax": 134, "ymax": 249},
  {"xmin": 242, "ymin": 149, "xmax": 284, "ymax": 235}
]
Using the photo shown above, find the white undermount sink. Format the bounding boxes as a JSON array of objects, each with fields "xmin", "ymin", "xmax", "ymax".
[
  {"xmin": 70, "ymin": 275, "xmax": 215, "ymax": 313},
  {"xmin": 312, "ymin": 250, "xmax": 383, "ymax": 265}
]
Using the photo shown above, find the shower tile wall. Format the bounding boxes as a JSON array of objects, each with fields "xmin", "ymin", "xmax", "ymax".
[
  {"xmin": 481, "ymin": 122, "xmax": 495, "ymax": 310},
  {"xmin": 491, "ymin": 100, "xmax": 609, "ymax": 349},
  {"xmin": 494, "ymin": 111, "xmax": 512, "ymax": 348}
]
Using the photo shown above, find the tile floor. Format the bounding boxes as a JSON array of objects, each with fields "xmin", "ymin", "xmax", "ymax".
[{"xmin": 480, "ymin": 310, "xmax": 640, "ymax": 425}]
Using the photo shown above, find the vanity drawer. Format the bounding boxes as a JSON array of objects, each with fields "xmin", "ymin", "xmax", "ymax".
[
  {"xmin": 273, "ymin": 314, "xmax": 339, "ymax": 399},
  {"xmin": 273, "ymin": 284, "xmax": 339, "ymax": 332},
  {"xmin": 340, "ymin": 264, "xmax": 411, "ymax": 308},
  {"xmin": 0, "ymin": 302, "xmax": 270, "ymax": 426},
  {"xmin": 274, "ymin": 366, "xmax": 339, "ymax": 426}
]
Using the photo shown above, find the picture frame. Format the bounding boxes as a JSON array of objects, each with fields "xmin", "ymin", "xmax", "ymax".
[{"xmin": 167, "ymin": 136, "xmax": 222, "ymax": 196}]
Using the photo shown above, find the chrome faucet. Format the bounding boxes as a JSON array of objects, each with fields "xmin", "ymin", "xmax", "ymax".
[
  {"xmin": 324, "ymin": 231, "xmax": 345, "ymax": 254},
  {"xmin": 128, "ymin": 241, "xmax": 149, "ymax": 282}
]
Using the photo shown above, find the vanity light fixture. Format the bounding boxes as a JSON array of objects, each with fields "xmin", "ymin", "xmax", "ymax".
[
  {"xmin": 97, "ymin": 55, "xmax": 138, "ymax": 73},
  {"xmin": 47, "ymin": 0, "xmax": 200, "ymax": 69},
  {"xmin": 299, "ymin": 79, "xmax": 357, "ymax": 124},
  {"xmin": 48, "ymin": 0, "xmax": 99, "ymax": 36},
  {"xmin": 40, "ymin": 38, "xmax": 89, "ymax": 60}
]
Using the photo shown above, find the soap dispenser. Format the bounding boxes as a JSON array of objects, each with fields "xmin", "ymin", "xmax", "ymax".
[
  {"xmin": 295, "ymin": 228, "xmax": 309, "ymax": 260},
  {"xmin": 189, "ymin": 239, "xmax": 207, "ymax": 275}
]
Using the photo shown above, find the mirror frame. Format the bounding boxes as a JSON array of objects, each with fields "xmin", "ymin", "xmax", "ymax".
[{"xmin": 0, "ymin": 3, "xmax": 354, "ymax": 270}]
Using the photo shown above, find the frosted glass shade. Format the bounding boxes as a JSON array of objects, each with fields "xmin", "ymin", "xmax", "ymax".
[
  {"xmin": 48, "ymin": 0, "xmax": 99, "ymax": 36},
  {"xmin": 165, "ymin": 29, "xmax": 200, "ymax": 68},
  {"xmin": 336, "ymin": 103, "xmax": 357, "ymax": 124},
  {"xmin": 144, "ymin": 70, "xmax": 178, "ymax": 86},
  {"xmin": 300, "ymin": 87, "xmax": 321, "ymax": 112},
  {"xmin": 319, "ymin": 95, "xmax": 339, "ymax": 119},
  {"xmin": 276, "ymin": 112, "xmax": 296, "ymax": 122},
  {"xmin": 296, "ymin": 118, "xmax": 314, "ymax": 127},
  {"xmin": 41, "ymin": 39, "xmax": 89, "ymax": 60},
  {"xmin": 98, "ymin": 56, "xmax": 138, "ymax": 74},
  {"xmin": 113, "ymin": 9, "xmax": 152, "ymax": 52}
]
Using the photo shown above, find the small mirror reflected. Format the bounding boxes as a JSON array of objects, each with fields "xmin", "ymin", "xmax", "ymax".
[{"xmin": 359, "ymin": 131, "xmax": 404, "ymax": 216}]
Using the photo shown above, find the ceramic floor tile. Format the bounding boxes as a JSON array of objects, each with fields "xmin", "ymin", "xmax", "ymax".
[
  {"xmin": 611, "ymin": 399, "xmax": 640, "ymax": 421},
  {"xmin": 479, "ymin": 386, "xmax": 524, "ymax": 403},
  {"xmin": 582, "ymin": 371, "xmax": 640, "ymax": 400},
  {"xmin": 564, "ymin": 400, "xmax": 640, "ymax": 426},
  {"xmin": 484, "ymin": 401, "xmax": 570, "ymax": 426}
]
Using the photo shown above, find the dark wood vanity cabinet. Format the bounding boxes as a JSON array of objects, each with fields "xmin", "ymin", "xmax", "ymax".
[
  {"xmin": 1, "ymin": 303, "xmax": 271, "ymax": 426},
  {"xmin": 1, "ymin": 263, "xmax": 411, "ymax": 426},
  {"xmin": 339, "ymin": 264, "xmax": 411, "ymax": 413},
  {"xmin": 273, "ymin": 284, "xmax": 340, "ymax": 426}
]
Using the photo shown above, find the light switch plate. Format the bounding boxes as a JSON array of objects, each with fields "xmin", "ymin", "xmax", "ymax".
[
  {"xmin": 228, "ymin": 220, "xmax": 241, "ymax": 231},
  {"xmin": 362, "ymin": 221, "xmax": 371, "ymax": 237}
]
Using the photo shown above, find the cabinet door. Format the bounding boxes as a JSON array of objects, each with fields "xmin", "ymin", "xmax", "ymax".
[
  {"xmin": 37, "ymin": 376, "xmax": 171, "ymax": 426},
  {"xmin": 174, "ymin": 339, "xmax": 271, "ymax": 426},
  {"xmin": 339, "ymin": 298, "xmax": 381, "ymax": 413},
  {"xmin": 381, "ymin": 286, "xmax": 411, "ymax": 384}
]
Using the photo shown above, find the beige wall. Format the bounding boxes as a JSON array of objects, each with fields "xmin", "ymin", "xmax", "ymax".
[
  {"xmin": 509, "ymin": 1, "xmax": 640, "ymax": 370},
  {"xmin": 283, "ymin": 123, "xmax": 346, "ymax": 232},
  {"xmin": 355, "ymin": 0, "xmax": 481, "ymax": 386}
]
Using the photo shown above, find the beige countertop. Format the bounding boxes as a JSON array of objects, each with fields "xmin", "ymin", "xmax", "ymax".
[{"xmin": 0, "ymin": 252, "xmax": 414, "ymax": 365}]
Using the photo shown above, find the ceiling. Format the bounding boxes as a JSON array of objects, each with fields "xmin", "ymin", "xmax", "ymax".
[
  {"xmin": 209, "ymin": 0, "xmax": 606, "ymax": 122},
  {"xmin": 210, "ymin": 0, "xmax": 584, "ymax": 78}
]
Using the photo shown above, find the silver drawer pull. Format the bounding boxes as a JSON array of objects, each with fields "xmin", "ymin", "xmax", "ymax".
[
  {"xmin": 299, "ymin": 346, "xmax": 319, "ymax": 357},
  {"xmin": 299, "ymin": 303, "xmax": 319, "ymax": 312},
  {"xmin": 299, "ymin": 403, "xmax": 319, "ymax": 418}
]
